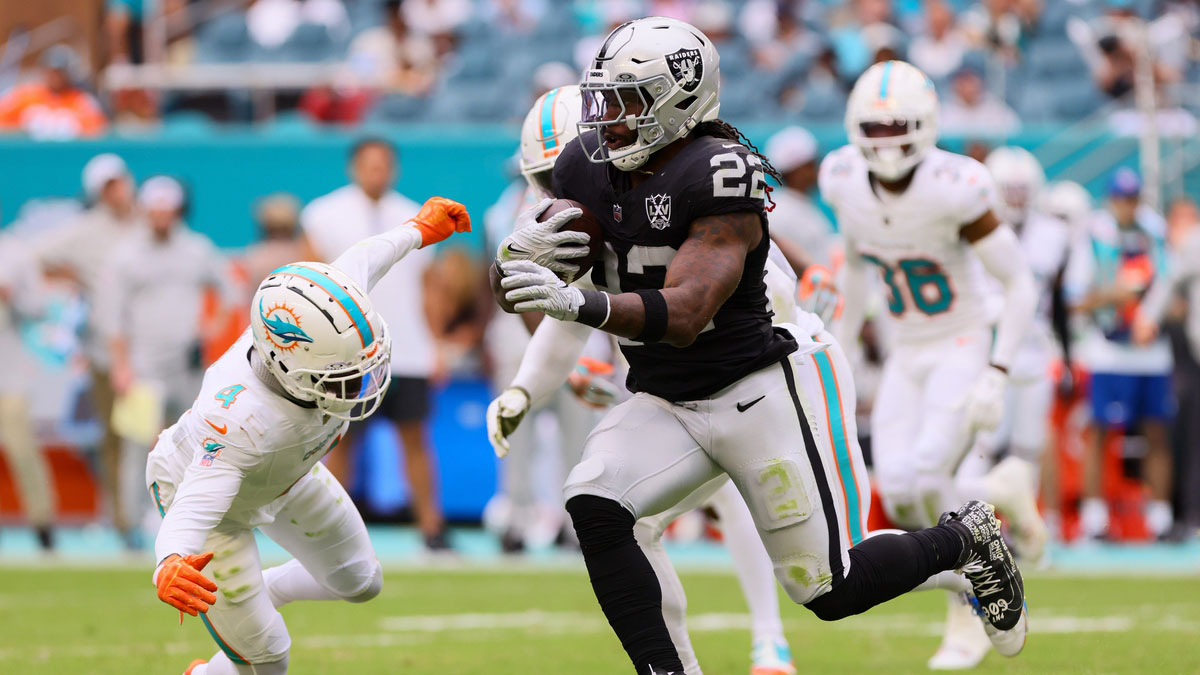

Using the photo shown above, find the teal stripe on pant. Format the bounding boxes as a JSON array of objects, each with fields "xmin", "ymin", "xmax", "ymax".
[
  {"xmin": 151, "ymin": 482, "xmax": 165, "ymax": 517},
  {"xmin": 813, "ymin": 350, "xmax": 865, "ymax": 545},
  {"xmin": 200, "ymin": 613, "xmax": 250, "ymax": 665}
]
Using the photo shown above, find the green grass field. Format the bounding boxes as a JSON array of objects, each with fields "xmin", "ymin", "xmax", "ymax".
[{"xmin": 1, "ymin": 566, "xmax": 1196, "ymax": 674}]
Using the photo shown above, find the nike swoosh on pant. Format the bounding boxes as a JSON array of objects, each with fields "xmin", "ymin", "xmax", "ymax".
[{"xmin": 736, "ymin": 395, "xmax": 765, "ymax": 413}]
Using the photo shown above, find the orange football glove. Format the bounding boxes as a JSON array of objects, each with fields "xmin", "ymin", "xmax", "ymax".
[
  {"xmin": 156, "ymin": 552, "xmax": 218, "ymax": 621},
  {"xmin": 411, "ymin": 197, "xmax": 471, "ymax": 248}
]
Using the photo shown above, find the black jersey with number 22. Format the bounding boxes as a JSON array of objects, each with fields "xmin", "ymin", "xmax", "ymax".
[{"xmin": 551, "ymin": 132, "xmax": 797, "ymax": 402}]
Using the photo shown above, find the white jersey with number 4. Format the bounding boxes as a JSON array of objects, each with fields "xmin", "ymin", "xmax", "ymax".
[
  {"xmin": 820, "ymin": 145, "xmax": 1000, "ymax": 343},
  {"xmin": 147, "ymin": 225, "xmax": 425, "ymax": 563}
]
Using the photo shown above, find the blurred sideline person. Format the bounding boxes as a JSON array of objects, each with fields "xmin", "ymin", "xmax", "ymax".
[
  {"xmin": 827, "ymin": 61, "xmax": 1039, "ymax": 670},
  {"xmin": 146, "ymin": 198, "xmax": 471, "ymax": 675},
  {"xmin": 37, "ymin": 153, "xmax": 142, "ymax": 545},
  {"xmin": 102, "ymin": 176, "xmax": 239, "ymax": 542},
  {"xmin": 1035, "ymin": 180, "xmax": 1095, "ymax": 532},
  {"xmin": 0, "ymin": 231, "xmax": 56, "ymax": 551},
  {"xmin": 301, "ymin": 138, "xmax": 449, "ymax": 550},
  {"xmin": 764, "ymin": 126, "xmax": 837, "ymax": 269},
  {"xmin": 956, "ymin": 147, "xmax": 1065, "ymax": 564},
  {"xmin": 1138, "ymin": 198, "xmax": 1200, "ymax": 532},
  {"xmin": 0, "ymin": 44, "xmax": 107, "ymax": 139},
  {"xmin": 240, "ymin": 193, "xmax": 317, "ymax": 290},
  {"xmin": 1066, "ymin": 168, "xmax": 1174, "ymax": 540}
]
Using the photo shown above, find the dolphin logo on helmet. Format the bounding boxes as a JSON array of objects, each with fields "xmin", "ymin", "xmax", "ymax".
[{"xmin": 258, "ymin": 298, "xmax": 314, "ymax": 347}]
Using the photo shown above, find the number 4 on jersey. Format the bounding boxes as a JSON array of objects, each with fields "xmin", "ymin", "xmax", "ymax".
[{"xmin": 215, "ymin": 385, "xmax": 246, "ymax": 409}]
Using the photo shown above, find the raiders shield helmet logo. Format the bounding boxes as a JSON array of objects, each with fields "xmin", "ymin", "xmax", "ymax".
[
  {"xmin": 666, "ymin": 48, "xmax": 703, "ymax": 93},
  {"xmin": 645, "ymin": 194, "xmax": 671, "ymax": 230}
]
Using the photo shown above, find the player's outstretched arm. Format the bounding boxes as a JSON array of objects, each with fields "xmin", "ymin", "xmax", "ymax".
[
  {"xmin": 334, "ymin": 197, "xmax": 471, "ymax": 292},
  {"xmin": 498, "ymin": 212, "xmax": 759, "ymax": 348},
  {"xmin": 963, "ymin": 210, "xmax": 1037, "ymax": 371},
  {"xmin": 962, "ymin": 210, "xmax": 1038, "ymax": 430}
]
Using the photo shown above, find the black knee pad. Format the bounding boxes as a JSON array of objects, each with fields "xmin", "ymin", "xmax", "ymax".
[
  {"xmin": 565, "ymin": 495, "xmax": 636, "ymax": 554},
  {"xmin": 804, "ymin": 582, "xmax": 854, "ymax": 622}
]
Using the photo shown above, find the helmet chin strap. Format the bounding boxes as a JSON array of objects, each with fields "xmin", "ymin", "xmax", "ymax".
[{"xmin": 247, "ymin": 347, "xmax": 317, "ymax": 409}]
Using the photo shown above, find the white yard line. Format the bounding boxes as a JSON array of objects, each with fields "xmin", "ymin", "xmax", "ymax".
[{"xmin": 0, "ymin": 609, "xmax": 1191, "ymax": 663}]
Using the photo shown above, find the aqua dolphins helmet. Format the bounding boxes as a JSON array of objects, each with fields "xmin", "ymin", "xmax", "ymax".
[{"xmin": 250, "ymin": 262, "xmax": 391, "ymax": 421}]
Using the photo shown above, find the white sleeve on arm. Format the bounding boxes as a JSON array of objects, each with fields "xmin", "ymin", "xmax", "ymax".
[
  {"xmin": 152, "ymin": 428, "xmax": 260, "ymax": 564},
  {"xmin": 153, "ymin": 460, "xmax": 244, "ymax": 564},
  {"xmin": 331, "ymin": 226, "xmax": 423, "ymax": 293},
  {"xmin": 972, "ymin": 225, "xmax": 1038, "ymax": 370},
  {"xmin": 511, "ymin": 318, "xmax": 594, "ymax": 406}
]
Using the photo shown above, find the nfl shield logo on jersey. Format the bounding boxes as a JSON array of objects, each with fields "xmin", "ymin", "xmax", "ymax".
[
  {"xmin": 666, "ymin": 48, "xmax": 703, "ymax": 92},
  {"xmin": 645, "ymin": 194, "xmax": 671, "ymax": 229},
  {"xmin": 613, "ymin": 204, "xmax": 622, "ymax": 222}
]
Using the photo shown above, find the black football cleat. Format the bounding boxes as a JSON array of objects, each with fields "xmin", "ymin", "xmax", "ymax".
[{"xmin": 940, "ymin": 500, "xmax": 1028, "ymax": 656}]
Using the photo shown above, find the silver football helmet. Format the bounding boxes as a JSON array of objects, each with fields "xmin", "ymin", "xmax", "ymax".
[
  {"xmin": 578, "ymin": 16, "xmax": 721, "ymax": 171},
  {"xmin": 985, "ymin": 146, "xmax": 1046, "ymax": 225}
]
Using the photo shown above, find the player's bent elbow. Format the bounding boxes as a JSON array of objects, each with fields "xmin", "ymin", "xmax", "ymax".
[
  {"xmin": 662, "ymin": 330, "xmax": 697, "ymax": 348},
  {"xmin": 661, "ymin": 318, "xmax": 708, "ymax": 348}
]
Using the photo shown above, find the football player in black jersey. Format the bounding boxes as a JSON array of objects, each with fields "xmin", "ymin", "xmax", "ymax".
[{"xmin": 488, "ymin": 17, "xmax": 1027, "ymax": 675}]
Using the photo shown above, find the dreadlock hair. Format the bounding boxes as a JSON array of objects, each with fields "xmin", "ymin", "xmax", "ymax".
[
  {"xmin": 694, "ymin": 119, "xmax": 782, "ymax": 210},
  {"xmin": 694, "ymin": 119, "xmax": 783, "ymax": 183}
]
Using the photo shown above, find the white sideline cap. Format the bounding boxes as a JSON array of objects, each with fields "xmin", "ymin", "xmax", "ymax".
[
  {"xmin": 766, "ymin": 126, "xmax": 819, "ymax": 174},
  {"xmin": 138, "ymin": 175, "xmax": 184, "ymax": 211},
  {"xmin": 82, "ymin": 153, "xmax": 129, "ymax": 200}
]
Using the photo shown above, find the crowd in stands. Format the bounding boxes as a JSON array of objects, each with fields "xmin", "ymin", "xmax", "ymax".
[{"xmin": 0, "ymin": 0, "xmax": 1195, "ymax": 135}]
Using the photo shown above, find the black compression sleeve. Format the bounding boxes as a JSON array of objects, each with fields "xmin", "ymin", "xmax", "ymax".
[
  {"xmin": 577, "ymin": 289, "xmax": 611, "ymax": 328},
  {"xmin": 633, "ymin": 289, "xmax": 668, "ymax": 343}
]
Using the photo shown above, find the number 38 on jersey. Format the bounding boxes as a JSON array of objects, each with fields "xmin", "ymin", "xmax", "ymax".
[{"xmin": 860, "ymin": 253, "xmax": 955, "ymax": 316}]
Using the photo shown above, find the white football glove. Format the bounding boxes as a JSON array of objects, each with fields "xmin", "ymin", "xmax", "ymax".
[
  {"xmin": 963, "ymin": 366, "xmax": 1008, "ymax": 432},
  {"xmin": 487, "ymin": 386, "xmax": 531, "ymax": 459},
  {"xmin": 500, "ymin": 260, "xmax": 585, "ymax": 321},
  {"xmin": 497, "ymin": 198, "xmax": 590, "ymax": 279}
]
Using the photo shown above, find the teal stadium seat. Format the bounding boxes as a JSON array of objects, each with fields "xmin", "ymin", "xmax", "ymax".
[{"xmin": 194, "ymin": 13, "xmax": 252, "ymax": 63}]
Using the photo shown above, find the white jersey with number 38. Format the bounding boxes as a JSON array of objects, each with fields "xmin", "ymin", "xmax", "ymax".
[{"xmin": 820, "ymin": 145, "xmax": 1000, "ymax": 343}]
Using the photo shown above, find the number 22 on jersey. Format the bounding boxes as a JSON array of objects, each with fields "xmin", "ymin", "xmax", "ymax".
[{"xmin": 859, "ymin": 254, "xmax": 954, "ymax": 316}]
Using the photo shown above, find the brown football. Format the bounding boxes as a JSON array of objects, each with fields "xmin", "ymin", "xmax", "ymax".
[{"xmin": 538, "ymin": 198, "xmax": 603, "ymax": 283}]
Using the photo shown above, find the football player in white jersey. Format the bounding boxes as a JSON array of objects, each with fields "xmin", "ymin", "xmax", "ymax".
[
  {"xmin": 958, "ymin": 147, "xmax": 1067, "ymax": 564},
  {"xmin": 824, "ymin": 61, "xmax": 1039, "ymax": 670},
  {"xmin": 145, "ymin": 198, "xmax": 470, "ymax": 675},
  {"xmin": 489, "ymin": 84, "xmax": 799, "ymax": 675}
]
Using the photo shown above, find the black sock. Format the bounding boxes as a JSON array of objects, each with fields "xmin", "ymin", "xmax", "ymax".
[
  {"xmin": 567, "ymin": 495, "xmax": 683, "ymax": 673},
  {"xmin": 805, "ymin": 524, "xmax": 965, "ymax": 622}
]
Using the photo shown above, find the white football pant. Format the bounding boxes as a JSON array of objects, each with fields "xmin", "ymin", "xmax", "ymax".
[
  {"xmin": 870, "ymin": 327, "xmax": 991, "ymax": 528},
  {"xmin": 567, "ymin": 328, "xmax": 870, "ymax": 606}
]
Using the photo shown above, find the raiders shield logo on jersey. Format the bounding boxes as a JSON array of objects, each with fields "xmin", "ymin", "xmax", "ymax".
[
  {"xmin": 645, "ymin": 194, "xmax": 671, "ymax": 229},
  {"xmin": 666, "ymin": 48, "xmax": 703, "ymax": 93}
]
